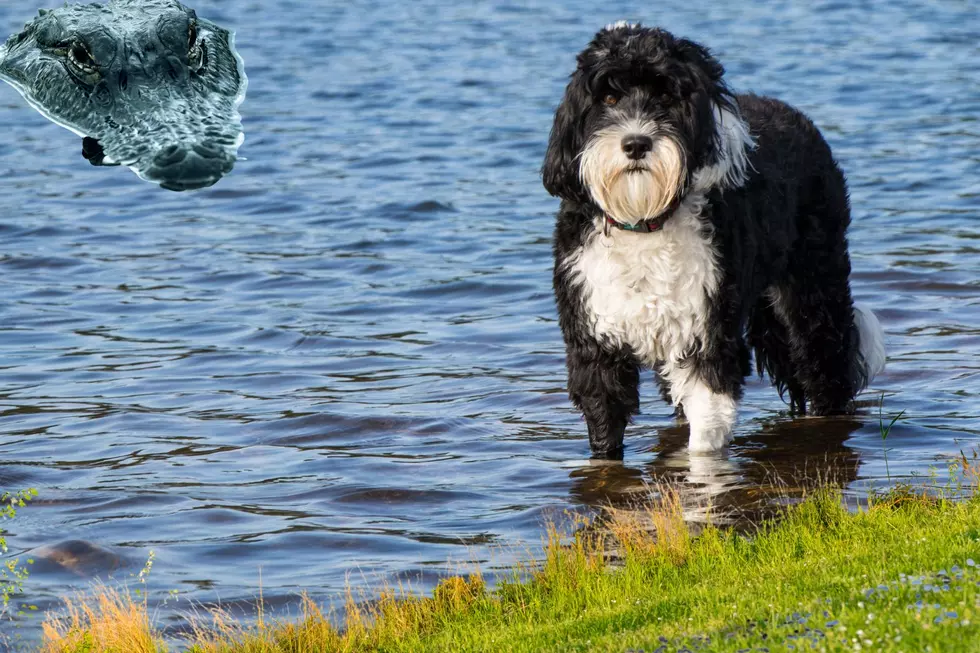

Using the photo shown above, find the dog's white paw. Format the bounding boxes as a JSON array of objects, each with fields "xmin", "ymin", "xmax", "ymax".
[
  {"xmin": 687, "ymin": 424, "xmax": 733, "ymax": 452},
  {"xmin": 681, "ymin": 382, "xmax": 737, "ymax": 452}
]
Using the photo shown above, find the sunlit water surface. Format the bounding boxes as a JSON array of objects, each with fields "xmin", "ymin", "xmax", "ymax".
[{"xmin": 0, "ymin": 0, "xmax": 977, "ymax": 645}]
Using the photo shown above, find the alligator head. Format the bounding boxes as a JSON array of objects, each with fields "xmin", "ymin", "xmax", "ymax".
[{"xmin": 0, "ymin": 0, "xmax": 247, "ymax": 191}]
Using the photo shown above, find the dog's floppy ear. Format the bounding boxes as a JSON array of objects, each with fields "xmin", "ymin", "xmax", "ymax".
[
  {"xmin": 542, "ymin": 72, "xmax": 591, "ymax": 202},
  {"xmin": 675, "ymin": 38, "xmax": 726, "ymax": 84},
  {"xmin": 674, "ymin": 38, "xmax": 732, "ymax": 170}
]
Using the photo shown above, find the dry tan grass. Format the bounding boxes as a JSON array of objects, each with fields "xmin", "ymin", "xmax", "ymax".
[
  {"xmin": 960, "ymin": 449, "xmax": 980, "ymax": 490},
  {"xmin": 604, "ymin": 484, "xmax": 690, "ymax": 563},
  {"xmin": 37, "ymin": 484, "xmax": 704, "ymax": 652},
  {"xmin": 40, "ymin": 573, "xmax": 491, "ymax": 652},
  {"xmin": 186, "ymin": 594, "xmax": 342, "ymax": 653},
  {"xmin": 41, "ymin": 585, "xmax": 163, "ymax": 653}
]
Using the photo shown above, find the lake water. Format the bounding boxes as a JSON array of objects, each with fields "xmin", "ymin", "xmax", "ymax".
[{"xmin": 0, "ymin": 0, "xmax": 978, "ymax": 645}]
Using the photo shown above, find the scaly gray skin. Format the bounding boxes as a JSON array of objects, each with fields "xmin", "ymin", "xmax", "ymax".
[{"xmin": 0, "ymin": 0, "xmax": 246, "ymax": 191}]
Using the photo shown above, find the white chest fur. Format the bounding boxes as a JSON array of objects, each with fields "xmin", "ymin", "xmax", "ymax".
[{"xmin": 564, "ymin": 198, "xmax": 721, "ymax": 368}]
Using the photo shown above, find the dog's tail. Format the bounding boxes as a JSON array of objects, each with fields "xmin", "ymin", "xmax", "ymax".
[{"xmin": 850, "ymin": 303, "xmax": 886, "ymax": 393}]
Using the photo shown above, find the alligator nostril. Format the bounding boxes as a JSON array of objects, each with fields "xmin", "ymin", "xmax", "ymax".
[
  {"xmin": 621, "ymin": 134, "xmax": 654, "ymax": 160},
  {"xmin": 191, "ymin": 141, "xmax": 222, "ymax": 159},
  {"xmin": 118, "ymin": 70, "xmax": 127, "ymax": 91}
]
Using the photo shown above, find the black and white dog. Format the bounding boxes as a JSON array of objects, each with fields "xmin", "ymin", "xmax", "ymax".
[{"xmin": 543, "ymin": 22, "xmax": 885, "ymax": 457}]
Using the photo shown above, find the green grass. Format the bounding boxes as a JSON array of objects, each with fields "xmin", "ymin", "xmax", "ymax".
[
  {"xmin": 417, "ymin": 489, "xmax": 980, "ymax": 653},
  {"xmin": 41, "ymin": 476, "xmax": 980, "ymax": 652},
  {"xmin": 2, "ymin": 488, "xmax": 38, "ymax": 620}
]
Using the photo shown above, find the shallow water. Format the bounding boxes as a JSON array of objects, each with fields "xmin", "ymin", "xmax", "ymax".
[{"xmin": 0, "ymin": 0, "xmax": 977, "ymax": 644}]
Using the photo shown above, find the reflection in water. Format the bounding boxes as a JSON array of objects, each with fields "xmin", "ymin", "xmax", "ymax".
[
  {"xmin": 0, "ymin": 0, "xmax": 246, "ymax": 191},
  {"xmin": 569, "ymin": 417, "xmax": 864, "ymax": 525}
]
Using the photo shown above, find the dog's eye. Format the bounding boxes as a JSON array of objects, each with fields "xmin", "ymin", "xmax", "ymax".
[{"xmin": 603, "ymin": 94, "xmax": 619, "ymax": 106}]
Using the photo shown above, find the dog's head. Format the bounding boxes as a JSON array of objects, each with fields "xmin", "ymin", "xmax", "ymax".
[{"xmin": 542, "ymin": 22, "xmax": 752, "ymax": 225}]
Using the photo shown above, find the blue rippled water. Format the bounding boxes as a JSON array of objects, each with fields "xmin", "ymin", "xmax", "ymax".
[{"xmin": 0, "ymin": 0, "xmax": 977, "ymax": 644}]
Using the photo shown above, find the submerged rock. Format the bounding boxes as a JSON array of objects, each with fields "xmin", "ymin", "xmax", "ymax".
[{"xmin": 33, "ymin": 539, "xmax": 129, "ymax": 577}]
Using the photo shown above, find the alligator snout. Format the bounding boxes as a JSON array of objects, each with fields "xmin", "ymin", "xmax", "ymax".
[{"xmin": 145, "ymin": 140, "xmax": 236, "ymax": 191}]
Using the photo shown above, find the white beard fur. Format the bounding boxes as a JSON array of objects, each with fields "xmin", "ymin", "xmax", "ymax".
[{"xmin": 578, "ymin": 116, "xmax": 687, "ymax": 226}]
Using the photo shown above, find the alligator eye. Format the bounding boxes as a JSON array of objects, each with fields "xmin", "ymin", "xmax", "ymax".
[
  {"xmin": 66, "ymin": 41, "xmax": 100, "ymax": 79},
  {"xmin": 188, "ymin": 22, "xmax": 205, "ymax": 73}
]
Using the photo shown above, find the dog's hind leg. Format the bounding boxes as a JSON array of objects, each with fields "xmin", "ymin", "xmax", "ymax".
[
  {"xmin": 566, "ymin": 344, "xmax": 640, "ymax": 458},
  {"xmin": 769, "ymin": 274, "xmax": 856, "ymax": 414},
  {"xmin": 749, "ymin": 293, "xmax": 807, "ymax": 414},
  {"xmin": 773, "ymin": 194, "xmax": 884, "ymax": 414},
  {"xmin": 775, "ymin": 277, "xmax": 884, "ymax": 415}
]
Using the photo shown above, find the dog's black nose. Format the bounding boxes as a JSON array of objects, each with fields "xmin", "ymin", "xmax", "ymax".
[{"xmin": 621, "ymin": 134, "xmax": 654, "ymax": 160}]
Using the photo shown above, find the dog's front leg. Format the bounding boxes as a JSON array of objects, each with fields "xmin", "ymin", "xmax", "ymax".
[
  {"xmin": 663, "ymin": 353, "xmax": 744, "ymax": 453},
  {"xmin": 679, "ymin": 379, "xmax": 738, "ymax": 452},
  {"xmin": 565, "ymin": 344, "xmax": 640, "ymax": 458}
]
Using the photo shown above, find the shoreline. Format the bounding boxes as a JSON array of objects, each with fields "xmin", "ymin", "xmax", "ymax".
[{"xmin": 34, "ymin": 467, "xmax": 980, "ymax": 653}]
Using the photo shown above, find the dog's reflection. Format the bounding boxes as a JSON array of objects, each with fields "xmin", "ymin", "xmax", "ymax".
[{"xmin": 568, "ymin": 417, "xmax": 863, "ymax": 524}]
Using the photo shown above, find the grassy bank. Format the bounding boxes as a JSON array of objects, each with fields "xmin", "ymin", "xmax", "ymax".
[{"xmin": 39, "ymin": 472, "xmax": 980, "ymax": 652}]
